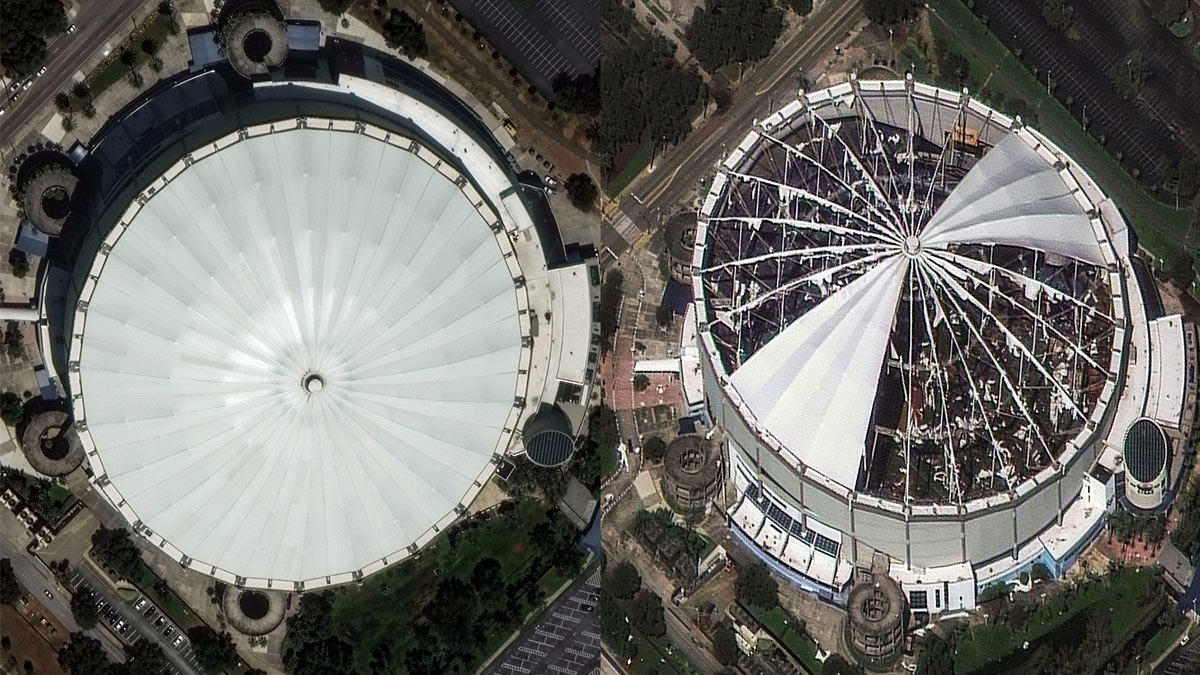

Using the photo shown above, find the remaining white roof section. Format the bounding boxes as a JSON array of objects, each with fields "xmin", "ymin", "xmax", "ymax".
[
  {"xmin": 75, "ymin": 122, "xmax": 528, "ymax": 585},
  {"xmin": 548, "ymin": 264, "xmax": 592, "ymax": 385},
  {"xmin": 922, "ymin": 132, "xmax": 1107, "ymax": 267},
  {"xmin": 1145, "ymin": 314, "xmax": 1187, "ymax": 428},
  {"xmin": 729, "ymin": 256, "xmax": 907, "ymax": 488},
  {"xmin": 680, "ymin": 304, "xmax": 704, "ymax": 408}
]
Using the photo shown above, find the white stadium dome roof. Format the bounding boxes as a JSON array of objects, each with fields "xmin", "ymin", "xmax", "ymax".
[
  {"xmin": 697, "ymin": 81, "xmax": 1124, "ymax": 503},
  {"xmin": 74, "ymin": 120, "xmax": 528, "ymax": 584}
]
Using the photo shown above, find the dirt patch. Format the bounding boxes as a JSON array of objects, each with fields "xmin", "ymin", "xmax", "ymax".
[{"xmin": 1, "ymin": 605, "xmax": 68, "ymax": 675}]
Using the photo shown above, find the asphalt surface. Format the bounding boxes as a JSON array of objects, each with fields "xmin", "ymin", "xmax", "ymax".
[
  {"xmin": 1155, "ymin": 633, "xmax": 1200, "ymax": 675},
  {"xmin": 68, "ymin": 567, "xmax": 203, "ymax": 675},
  {"xmin": 970, "ymin": 0, "xmax": 1190, "ymax": 185},
  {"xmin": 490, "ymin": 562, "xmax": 602, "ymax": 675},
  {"xmin": 614, "ymin": 0, "xmax": 865, "ymax": 242},
  {"xmin": 0, "ymin": 536, "xmax": 124, "ymax": 662},
  {"xmin": 448, "ymin": 0, "xmax": 599, "ymax": 94},
  {"xmin": 0, "ymin": 0, "xmax": 149, "ymax": 154}
]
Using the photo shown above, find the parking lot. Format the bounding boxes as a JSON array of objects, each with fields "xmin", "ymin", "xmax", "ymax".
[
  {"xmin": 492, "ymin": 568, "xmax": 601, "ymax": 675},
  {"xmin": 972, "ymin": 0, "xmax": 1186, "ymax": 186},
  {"xmin": 450, "ymin": 0, "xmax": 599, "ymax": 93},
  {"xmin": 67, "ymin": 570, "xmax": 202, "ymax": 674}
]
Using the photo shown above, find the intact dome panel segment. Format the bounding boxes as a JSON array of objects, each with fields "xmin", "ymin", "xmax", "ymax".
[{"xmin": 74, "ymin": 121, "xmax": 527, "ymax": 584}]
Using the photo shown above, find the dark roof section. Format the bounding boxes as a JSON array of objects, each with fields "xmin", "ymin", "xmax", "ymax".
[
  {"xmin": 524, "ymin": 404, "xmax": 576, "ymax": 467},
  {"xmin": 1131, "ymin": 256, "xmax": 1164, "ymax": 321},
  {"xmin": 1124, "ymin": 418, "xmax": 1168, "ymax": 483}
]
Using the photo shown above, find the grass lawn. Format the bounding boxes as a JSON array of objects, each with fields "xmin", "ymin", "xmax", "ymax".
[
  {"xmin": 125, "ymin": 560, "xmax": 203, "ymax": 631},
  {"xmin": 1122, "ymin": 620, "xmax": 1190, "ymax": 674},
  {"xmin": 329, "ymin": 498, "xmax": 549, "ymax": 674},
  {"xmin": 84, "ymin": 15, "xmax": 174, "ymax": 99},
  {"xmin": 608, "ymin": 141, "xmax": 655, "ymax": 196},
  {"xmin": 600, "ymin": 441, "xmax": 619, "ymax": 479},
  {"xmin": 926, "ymin": 0, "xmax": 1194, "ymax": 263},
  {"xmin": 628, "ymin": 634, "xmax": 703, "ymax": 675},
  {"xmin": 743, "ymin": 603, "xmax": 821, "ymax": 674},
  {"xmin": 954, "ymin": 569, "xmax": 1159, "ymax": 674}
]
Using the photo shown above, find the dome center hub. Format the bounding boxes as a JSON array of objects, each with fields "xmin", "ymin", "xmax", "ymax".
[
  {"xmin": 902, "ymin": 235, "xmax": 922, "ymax": 258},
  {"xmin": 303, "ymin": 373, "xmax": 325, "ymax": 394}
]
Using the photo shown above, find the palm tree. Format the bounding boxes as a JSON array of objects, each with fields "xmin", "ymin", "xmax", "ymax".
[
  {"xmin": 140, "ymin": 37, "xmax": 159, "ymax": 57},
  {"xmin": 71, "ymin": 81, "xmax": 90, "ymax": 101},
  {"xmin": 61, "ymin": 115, "xmax": 76, "ymax": 133},
  {"xmin": 149, "ymin": 56, "xmax": 164, "ymax": 72},
  {"xmin": 118, "ymin": 48, "xmax": 136, "ymax": 69},
  {"xmin": 126, "ymin": 70, "xmax": 144, "ymax": 88},
  {"xmin": 81, "ymin": 102, "xmax": 96, "ymax": 119},
  {"xmin": 53, "ymin": 92, "xmax": 71, "ymax": 113},
  {"xmin": 157, "ymin": 0, "xmax": 179, "ymax": 34}
]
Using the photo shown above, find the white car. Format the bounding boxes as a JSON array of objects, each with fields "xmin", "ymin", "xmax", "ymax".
[
  {"xmin": 544, "ymin": 175, "xmax": 558, "ymax": 187},
  {"xmin": 21, "ymin": 79, "xmax": 31, "ymax": 90},
  {"xmin": 67, "ymin": 24, "xmax": 77, "ymax": 34},
  {"xmin": 36, "ymin": 66, "xmax": 46, "ymax": 77},
  {"xmin": 134, "ymin": 598, "xmax": 147, "ymax": 610},
  {"xmin": 172, "ymin": 635, "xmax": 185, "ymax": 648}
]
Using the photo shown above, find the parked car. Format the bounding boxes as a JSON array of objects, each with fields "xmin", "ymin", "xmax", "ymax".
[
  {"xmin": 172, "ymin": 634, "xmax": 185, "ymax": 648},
  {"xmin": 36, "ymin": 66, "xmax": 46, "ymax": 77},
  {"xmin": 162, "ymin": 626, "xmax": 175, "ymax": 638},
  {"xmin": 67, "ymin": 24, "xmax": 76, "ymax": 33},
  {"xmin": 134, "ymin": 598, "xmax": 147, "ymax": 611}
]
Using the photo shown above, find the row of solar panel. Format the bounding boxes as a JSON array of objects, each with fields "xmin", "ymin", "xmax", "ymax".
[{"xmin": 744, "ymin": 483, "xmax": 841, "ymax": 559}]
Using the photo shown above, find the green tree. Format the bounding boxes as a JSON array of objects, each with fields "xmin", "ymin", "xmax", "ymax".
[
  {"xmin": 712, "ymin": 624, "xmax": 741, "ymax": 665},
  {"xmin": 864, "ymin": 0, "xmax": 918, "ymax": 26},
  {"xmin": 123, "ymin": 639, "xmax": 167, "ymax": 675},
  {"xmin": 57, "ymin": 633, "xmax": 112, "ymax": 675},
  {"xmin": 90, "ymin": 526, "xmax": 143, "ymax": 580},
  {"xmin": 822, "ymin": 653, "xmax": 863, "ymax": 675},
  {"xmin": 382, "ymin": 9, "xmax": 426, "ymax": 57},
  {"xmin": 565, "ymin": 173, "xmax": 599, "ymax": 212},
  {"xmin": 735, "ymin": 562, "xmax": 778, "ymax": 608},
  {"xmin": 0, "ymin": 559, "xmax": 19, "ymax": 604},
  {"xmin": 628, "ymin": 589, "xmax": 666, "ymax": 637},
  {"xmin": 916, "ymin": 631, "xmax": 955, "ymax": 675},
  {"xmin": 552, "ymin": 73, "xmax": 600, "ymax": 114},
  {"xmin": 1112, "ymin": 50, "xmax": 1147, "ymax": 99},
  {"xmin": 140, "ymin": 37, "xmax": 159, "ymax": 57},
  {"xmin": 8, "ymin": 249, "xmax": 30, "ymax": 279},
  {"xmin": 0, "ymin": 0, "xmax": 68, "ymax": 77},
  {"xmin": 684, "ymin": 0, "xmax": 783, "ymax": 73},
  {"xmin": 53, "ymin": 92, "xmax": 71, "ymax": 112},
  {"xmin": 1042, "ymin": 1, "xmax": 1074, "ymax": 32},
  {"xmin": 4, "ymin": 321, "xmax": 22, "ymax": 360},
  {"xmin": 71, "ymin": 80, "xmax": 90, "ymax": 100},
  {"xmin": 118, "ymin": 47, "xmax": 136, "ymax": 68},
  {"xmin": 598, "ymin": 270, "xmax": 624, "ymax": 352},
  {"xmin": 186, "ymin": 626, "xmax": 238, "ymax": 674},
  {"xmin": 787, "ymin": 0, "xmax": 813, "ymax": 16},
  {"xmin": 0, "ymin": 392, "xmax": 23, "ymax": 427},
  {"xmin": 633, "ymin": 373, "xmax": 650, "ymax": 392},
  {"xmin": 60, "ymin": 115, "xmax": 75, "ymax": 133},
  {"xmin": 70, "ymin": 589, "xmax": 99, "ymax": 628},
  {"xmin": 605, "ymin": 561, "xmax": 642, "ymax": 600},
  {"xmin": 317, "ymin": 0, "xmax": 353, "ymax": 14},
  {"xmin": 641, "ymin": 435, "xmax": 666, "ymax": 463}
]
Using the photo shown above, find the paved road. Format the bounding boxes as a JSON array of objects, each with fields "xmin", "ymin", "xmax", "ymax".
[
  {"xmin": 490, "ymin": 565, "xmax": 601, "ymax": 675},
  {"xmin": 0, "ymin": 536, "xmax": 124, "ymax": 662},
  {"xmin": 664, "ymin": 604, "xmax": 721, "ymax": 674},
  {"xmin": 619, "ymin": 0, "xmax": 865, "ymax": 226},
  {"xmin": 69, "ymin": 566, "xmax": 203, "ymax": 675},
  {"xmin": 1155, "ymin": 633, "xmax": 1200, "ymax": 675},
  {"xmin": 0, "ymin": 0, "xmax": 149, "ymax": 154}
]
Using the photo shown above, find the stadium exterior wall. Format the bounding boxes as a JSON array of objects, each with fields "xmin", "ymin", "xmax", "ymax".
[{"xmin": 696, "ymin": 81, "xmax": 1140, "ymax": 579}]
